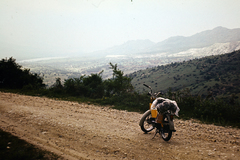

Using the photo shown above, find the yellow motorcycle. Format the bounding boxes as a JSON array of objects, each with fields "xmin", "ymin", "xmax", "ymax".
[{"xmin": 139, "ymin": 84, "xmax": 180, "ymax": 141}]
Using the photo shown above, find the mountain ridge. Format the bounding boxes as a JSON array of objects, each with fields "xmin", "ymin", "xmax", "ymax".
[
  {"xmin": 92, "ymin": 26, "xmax": 240, "ymax": 57},
  {"xmin": 145, "ymin": 26, "xmax": 240, "ymax": 54}
]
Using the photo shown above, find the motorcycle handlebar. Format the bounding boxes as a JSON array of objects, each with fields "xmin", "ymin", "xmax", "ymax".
[
  {"xmin": 143, "ymin": 83, "xmax": 152, "ymax": 95},
  {"xmin": 143, "ymin": 83, "xmax": 152, "ymax": 90},
  {"xmin": 143, "ymin": 83, "xmax": 150, "ymax": 88},
  {"xmin": 143, "ymin": 84, "xmax": 162, "ymax": 97}
]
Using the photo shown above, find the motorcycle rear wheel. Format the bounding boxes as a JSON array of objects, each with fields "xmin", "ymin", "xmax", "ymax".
[
  {"xmin": 140, "ymin": 110, "xmax": 155, "ymax": 133},
  {"xmin": 161, "ymin": 115, "xmax": 172, "ymax": 141}
]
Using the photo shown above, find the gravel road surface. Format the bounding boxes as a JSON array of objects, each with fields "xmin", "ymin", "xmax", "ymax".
[{"xmin": 0, "ymin": 92, "xmax": 239, "ymax": 160}]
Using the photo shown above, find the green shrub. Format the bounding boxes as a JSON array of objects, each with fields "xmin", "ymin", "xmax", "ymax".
[
  {"xmin": 165, "ymin": 88, "xmax": 240, "ymax": 127},
  {"xmin": 0, "ymin": 57, "xmax": 45, "ymax": 89}
]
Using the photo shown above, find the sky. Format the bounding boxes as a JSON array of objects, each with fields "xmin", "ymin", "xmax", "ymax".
[{"xmin": 1, "ymin": 0, "xmax": 240, "ymax": 59}]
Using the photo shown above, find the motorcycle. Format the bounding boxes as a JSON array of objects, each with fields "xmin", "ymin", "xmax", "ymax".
[{"xmin": 139, "ymin": 84, "xmax": 180, "ymax": 141}]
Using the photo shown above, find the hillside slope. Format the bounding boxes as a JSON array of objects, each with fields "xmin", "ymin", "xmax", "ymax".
[{"xmin": 129, "ymin": 50, "xmax": 240, "ymax": 98}]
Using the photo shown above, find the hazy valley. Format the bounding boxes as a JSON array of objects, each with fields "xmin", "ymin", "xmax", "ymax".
[
  {"xmin": 19, "ymin": 41, "xmax": 240, "ymax": 87},
  {"xmin": 15, "ymin": 27, "xmax": 240, "ymax": 88}
]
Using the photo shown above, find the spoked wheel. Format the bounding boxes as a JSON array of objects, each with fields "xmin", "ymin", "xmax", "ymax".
[
  {"xmin": 140, "ymin": 110, "xmax": 155, "ymax": 133},
  {"xmin": 161, "ymin": 115, "xmax": 172, "ymax": 141}
]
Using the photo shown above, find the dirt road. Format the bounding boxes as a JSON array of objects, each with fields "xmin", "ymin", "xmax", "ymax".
[{"xmin": 0, "ymin": 92, "xmax": 239, "ymax": 160}]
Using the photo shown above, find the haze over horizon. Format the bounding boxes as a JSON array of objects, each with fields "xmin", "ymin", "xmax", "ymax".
[{"xmin": 1, "ymin": 0, "xmax": 240, "ymax": 60}]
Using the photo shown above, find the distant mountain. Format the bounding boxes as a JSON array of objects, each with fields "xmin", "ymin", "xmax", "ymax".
[
  {"xmin": 92, "ymin": 27, "xmax": 240, "ymax": 57},
  {"xmin": 92, "ymin": 39, "xmax": 155, "ymax": 57},
  {"xmin": 146, "ymin": 26, "xmax": 240, "ymax": 54},
  {"xmin": 107, "ymin": 39, "xmax": 155, "ymax": 54}
]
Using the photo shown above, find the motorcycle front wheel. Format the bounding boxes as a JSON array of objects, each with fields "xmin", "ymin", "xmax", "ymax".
[
  {"xmin": 161, "ymin": 115, "xmax": 172, "ymax": 141},
  {"xmin": 140, "ymin": 110, "xmax": 155, "ymax": 133}
]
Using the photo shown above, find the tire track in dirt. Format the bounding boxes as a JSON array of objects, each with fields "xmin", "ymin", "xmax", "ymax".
[{"xmin": 0, "ymin": 92, "xmax": 239, "ymax": 160}]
